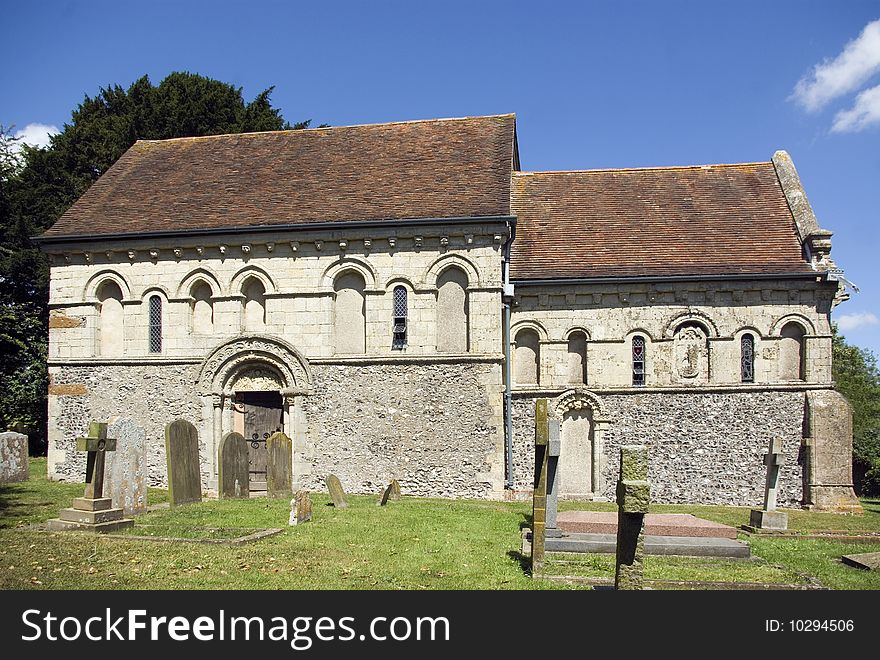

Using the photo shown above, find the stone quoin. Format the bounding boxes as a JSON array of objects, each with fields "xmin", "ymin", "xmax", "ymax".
[{"xmin": 36, "ymin": 114, "xmax": 859, "ymax": 510}]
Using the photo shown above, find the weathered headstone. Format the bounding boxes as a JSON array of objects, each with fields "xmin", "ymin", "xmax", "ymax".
[
  {"xmin": 748, "ymin": 437, "xmax": 788, "ymax": 531},
  {"xmin": 841, "ymin": 552, "xmax": 880, "ymax": 571},
  {"xmin": 105, "ymin": 417, "xmax": 147, "ymax": 515},
  {"xmin": 325, "ymin": 474, "xmax": 348, "ymax": 509},
  {"xmin": 165, "ymin": 419, "xmax": 202, "ymax": 506},
  {"xmin": 267, "ymin": 431, "xmax": 293, "ymax": 498},
  {"xmin": 531, "ymin": 399, "xmax": 550, "ymax": 576},
  {"xmin": 377, "ymin": 482, "xmax": 393, "ymax": 506},
  {"xmin": 389, "ymin": 479, "xmax": 401, "ymax": 500},
  {"xmin": 289, "ymin": 490, "xmax": 312, "ymax": 525},
  {"xmin": 545, "ymin": 418, "xmax": 561, "ymax": 537},
  {"xmin": 0, "ymin": 431, "xmax": 29, "ymax": 483},
  {"xmin": 47, "ymin": 421, "xmax": 134, "ymax": 532},
  {"xmin": 219, "ymin": 431, "xmax": 250, "ymax": 499},
  {"xmin": 614, "ymin": 445, "xmax": 650, "ymax": 591}
]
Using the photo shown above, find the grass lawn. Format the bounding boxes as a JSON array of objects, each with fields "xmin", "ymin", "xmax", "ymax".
[{"xmin": 1, "ymin": 459, "xmax": 879, "ymax": 590}]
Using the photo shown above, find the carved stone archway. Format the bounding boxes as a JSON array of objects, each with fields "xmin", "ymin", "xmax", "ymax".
[
  {"xmin": 195, "ymin": 335, "xmax": 312, "ymax": 487},
  {"xmin": 550, "ymin": 389, "xmax": 612, "ymax": 499}
]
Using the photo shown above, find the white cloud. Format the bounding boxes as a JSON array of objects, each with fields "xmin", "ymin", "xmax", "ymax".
[
  {"xmin": 13, "ymin": 122, "xmax": 59, "ymax": 149},
  {"xmin": 836, "ymin": 312, "xmax": 880, "ymax": 331},
  {"xmin": 792, "ymin": 19, "xmax": 880, "ymax": 112},
  {"xmin": 831, "ymin": 83, "xmax": 880, "ymax": 132}
]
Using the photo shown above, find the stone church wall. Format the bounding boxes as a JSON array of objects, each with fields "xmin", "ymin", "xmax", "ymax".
[
  {"xmin": 511, "ymin": 390, "xmax": 807, "ymax": 507},
  {"xmin": 46, "ymin": 360, "xmax": 506, "ymax": 499}
]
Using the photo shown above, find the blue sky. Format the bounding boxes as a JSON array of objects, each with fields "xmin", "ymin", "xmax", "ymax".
[{"xmin": 3, "ymin": 0, "xmax": 880, "ymax": 354}]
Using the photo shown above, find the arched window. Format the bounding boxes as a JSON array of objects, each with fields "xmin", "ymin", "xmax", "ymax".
[
  {"xmin": 632, "ymin": 336, "xmax": 646, "ymax": 386},
  {"xmin": 392, "ymin": 285, "xmax": 407, "ymax": 350},
  {"xmin": 148, "ymin": 295, "xmax": 162, "ymax": 353},
  {"xmin": 334, "ymin": 271, "xmax": 366, "ymax": 354},
  {"xmin": 191, "ymin": 281, "xmax": 213, "ymax": 334},
  {"xmin": 514, "ymin": 328, "xmax": 540, "ymax": 385},
  {"xmin": 242, "ymin": 277, "xmax": 266, "ymax": 331},
  {"xmin": 741, "ymin": 333, "xmax": 755, "ymax": 383},
  {"xmin": 567, "ymin": 331, "xmax": 588, "ymax": 384},
  {"xmin": 97, "ymin": 280, "xmax": 124, "ymax": 356},
  {"xmin": 780, "ymin": 322, "xmax": 805, "ymax": 381},
  {"xmin": 436, "ymin": 267, "xmax": 469, "ymax": 352}
]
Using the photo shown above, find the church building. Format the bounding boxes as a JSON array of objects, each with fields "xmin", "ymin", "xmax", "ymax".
[{"xmin": 36, "ymin": 114, "xmax": 861, "ymax": 510}]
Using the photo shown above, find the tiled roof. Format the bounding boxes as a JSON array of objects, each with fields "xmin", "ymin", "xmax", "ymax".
[
  {"xmin": 42, "ymin": 114, "xmax": 517, "ymax": 238},
  {"xmin": 509, "ymin": 163, "xmax": 812, "ymax": 280}
]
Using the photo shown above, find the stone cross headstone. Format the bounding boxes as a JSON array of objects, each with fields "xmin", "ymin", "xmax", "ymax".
[
  {"xmin": 46, "ymin": 421, "xmax": 134, "ymax": 532},
  {"xmin": 0, "ymin": 431, "xmax": 29, "ymax": 483},
  {"xmin": 289, "ymin": 490, "xmax": 312, "ymax": 525},
  {"xmin": 377, "ymin": 482, "xmax": 394, "ymax": 506},
  {"xmin": 389, "ymin": 479, "xmax": 401, "ymax": 501},
  {"xmin": 219, "ymin": 431, "xmax": 250, "ymax": 499},
  {"xmin": 614, "ymin": 444, "xmax": 650, "ymax": 591},
  {"xmin": 165, "ymin": 419, "xmax": 202, "ymax": 506},
  {"xmin": 545, "ymin": 418, "xmax": 561, "ymax": 538},
  {"xmin": 325, "ymin": 474, "xmax": 348, "ymax": 509},
  {"xmin": 531, "ymin": 399, "xmax": 550, "ymax": 577},
  {"xmin": 748, "ymin": 437, "xmax": 788, "ymax": 530},
  {"xmin": 267, "ymin": 431, "xmax": 293, "ymax": 498},
  {"xmin": 105, "ymin": 417, "xmax": 147, "ymax": 515}
]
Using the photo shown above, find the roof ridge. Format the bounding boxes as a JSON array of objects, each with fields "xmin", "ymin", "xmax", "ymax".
[
  {"xmin": 515, "ymin": 161, "xmax": 772, "ymax": 176},
  {"xmin": 136, "ymin": 113, "xmax": 517, "ymax": 144}
]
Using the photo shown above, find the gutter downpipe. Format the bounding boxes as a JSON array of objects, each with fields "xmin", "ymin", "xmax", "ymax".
[{"xmin": 502, "ymin": 220, "xmax": 516, "ymax": 490}]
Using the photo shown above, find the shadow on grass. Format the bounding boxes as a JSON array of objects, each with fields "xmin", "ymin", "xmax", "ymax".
[
  {"xmin": 507, "ymin": 550, "xmax": 532, "ymax": 576},
  {"xmin": 519, "ymin": 512, "xmax": 533, "ymax": 530}
]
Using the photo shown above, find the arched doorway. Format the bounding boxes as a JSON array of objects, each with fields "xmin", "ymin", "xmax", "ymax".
[
  {"xmin": 196, "ymin": 336, "xmax": 313, "ymax": 494},
  {"xmin": 551, "ymin": 389, "xmax": 611, "ymax": 500}
]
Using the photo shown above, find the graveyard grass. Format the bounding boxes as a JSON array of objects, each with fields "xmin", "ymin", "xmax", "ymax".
[{"xmin": 1, "ymin": 459, "xmax": 879, "ymax": 590}]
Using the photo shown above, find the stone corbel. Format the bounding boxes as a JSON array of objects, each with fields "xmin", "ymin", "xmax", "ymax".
[{"xmin": 807, "ymin": 229, "xmax": 834, "ymax": 270}]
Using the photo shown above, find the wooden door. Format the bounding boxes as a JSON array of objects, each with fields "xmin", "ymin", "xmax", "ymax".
[{"xmin": 236, "ymin": 391, "xmax": 283, "ymax": 491}]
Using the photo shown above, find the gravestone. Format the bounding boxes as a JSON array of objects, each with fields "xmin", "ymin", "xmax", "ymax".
[
  {"xmin": 219, "ymin": 432, "xmax": 250, "ymax": 499},
  {"xmin": 0, "ymin": 431, "xmax": 29, "ymax": 483},
  {"xmin": 389, "ymin": 479, "xmax": 401, "ymax": 500},
  {"xmin": 748, "ymin": 438, "xmax": 788, "ymax": 531},
  {"xmin": 545, "ymin": 418, "xmax": 561, "ymax": 537},
  {"xmin": 266, "ymin": 431, "xmax": 293, "ymax": 498},
  {"xmin": 165, "ymin": 419, "xmax": 202, "ymax": 506},
  {"xmin": 325, "ymin": 474, "xmax": 348, "ymax": 509},
  {"xmin": 614, "ymin": 445, "xmax": 650, "ymax": 591},
  {"xmin": 531, "ymin": 399, "xmax": 550, "ymax": 577},
  {"xmin": 377, "ymin": 482, "xmax": 394, "ymax": 506},
  {"xmin": 289, "ymin": 490, "xmax": 312, "ymax": 525},
  {"xmin": 47, "ymin": 421, "xmax": 134, "ymax": 532},
  {"xmin": 105, "ymin": 417, "xmax": 147, "ymax": 515}
]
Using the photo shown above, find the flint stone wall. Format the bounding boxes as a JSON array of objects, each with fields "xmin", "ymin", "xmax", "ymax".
[
  {"xmin": 512, "ymin": 390, "xmax": 807, "ymax": 506},
  {"xmin": 301, "ymin": 362, "xmax": 502, "ymax": 499},
  {"xmin": 47, "ymin": 364, "xmax": 203, "ymax": 487}
]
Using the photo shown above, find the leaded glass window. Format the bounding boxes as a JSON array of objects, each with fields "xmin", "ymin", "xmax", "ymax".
[
  {"xmin": 741, "ymin": 333, "xmax": 755, "ymax": 383},
  {"xmin": 392, "ymin": 286, "xmax": 407, "ymax": 350},
  {"xmin": 632, "ymin": 336, "xmax": 645, "ymax": 386},
  {"xmin": 148, "ymin": 295, "xmax": 162, "ymax": 353}
]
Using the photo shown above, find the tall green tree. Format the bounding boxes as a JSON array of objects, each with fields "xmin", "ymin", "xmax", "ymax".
[
  {"xmin": 832, "ymin": 326, "xmax": 880, "ymax": 495},
  {"xmin": 0, "ymin": 73, "xmax": 310, "ymax": 452}
]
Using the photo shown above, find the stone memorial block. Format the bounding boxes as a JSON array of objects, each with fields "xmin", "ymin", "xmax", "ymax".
[
  {"xmin": 325, "ymin": 474, "xmax": 348, "ymax": 509},
  {"xmin": 614, "ymin": 444, "xmax": 650, "ymax": 591},
  {"xmin": 165, "ymin": 419, "xmax": 202, "ymax": 506},
  {"xmin": 0, "ymin": 431, "xmax": 29, "ymax": 483},
  {"xmin": 289, "ymin": 490, "xmax": 313, "ymax": 525},
  {"xmin": 531, "ymin": 399, "xmax": 549, "ymax": 576},
  {"xmin": 105, "ymin": 417, "xmax": 147, "ymax": 515},
  {"xmin": 389, "ymin": 479, "xmax": 401, "ymax": 501},
  {"xmin": 378, "ymin": 482, "xmax": 393, "ymax": 506},
  {"xmin": 47, "ymin": 421, "xmax": 134, "ymax": 532},
  {"xmin": 267, "ymin": 431, "xmax": 293, "ymax": 498},
  {"xmin": 219, "ymin": 431, "xmax": 250, "ymax": 499}
]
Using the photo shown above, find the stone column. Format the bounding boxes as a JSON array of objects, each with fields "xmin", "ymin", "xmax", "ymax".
[{"xmin": 211, "ymin": 393, "xmax": 223, "ymax": 476}]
